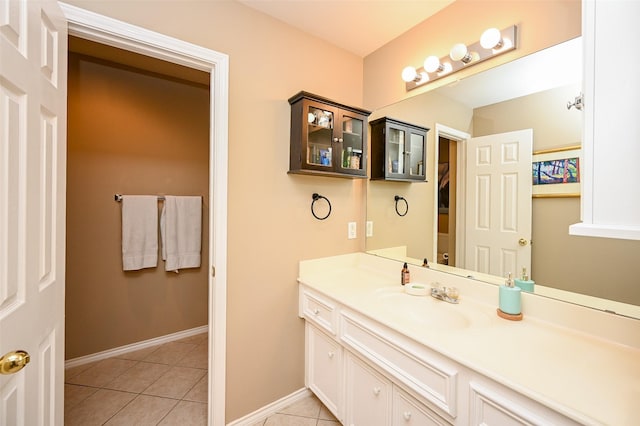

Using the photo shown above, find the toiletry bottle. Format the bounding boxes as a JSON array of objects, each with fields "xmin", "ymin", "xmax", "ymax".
[
  {"xmin": 499, "ymin": 272, "xmax": 521, "ymax": 315},
  {"xmin": 422, "ymin": 258, "xmax": 429, "ymax": 268},
  {"xmin": 401, "ymin": 262, "xmax": 410, "ymax": 285},
  {"xmin": 514, "ymin": 267, "xmax": 535, "ymax": 293},
  {"xmin": 343, "ymin": 146, "xmax": 352, "ymax": 168}
]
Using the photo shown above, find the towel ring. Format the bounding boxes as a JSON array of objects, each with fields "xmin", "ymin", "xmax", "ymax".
[
  {"xmin": 311, "ymin": 193, "xmax": 332, "ymax": 220},
  {"xmin": 394, "ymin": 195, "xmax": 408, "ymax": 217}
]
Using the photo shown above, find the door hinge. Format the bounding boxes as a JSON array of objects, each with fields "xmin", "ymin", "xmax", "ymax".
[{"xmin": 211, "ymin": 266, "xmax": 216, "ymax": 277}]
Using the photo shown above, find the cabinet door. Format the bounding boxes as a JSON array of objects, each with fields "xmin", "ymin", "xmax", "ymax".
[
  {"xmin": 386, "ymin": 124, "xmax": 407, "ymax": 178},
  {"xmin": 569, "ymin": 0, "xmax": 640, "ymax": 239},
  {"xmin": 406, "ymin": 130, "xmax": 426, "ymax": 180},
  {"xmin": 337, "ymin": 111, "xmax": 366, "ymax": 175},
  {"xmin": 303, "ymin": 100, "xmax": 339, "ymax": 171},
  {"xmin": 345, "ymin": 353, "xmax": 392, "ymax": 426},
  {"xmin": 392, "ymin": 387, "xmax": 450, "ymax": 426},
  {"xmin": 306, "ymin": 324, "xmax": 342, "ymax": 419}
]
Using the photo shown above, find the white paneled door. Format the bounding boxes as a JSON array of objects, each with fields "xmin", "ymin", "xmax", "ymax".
[
  {"xmin": 0, "ymin": 0, "xmax": 67, "ymax": 424},
  {"xmin": 465, "ymin": 130, "xmax": 532, "ymax": 280}
]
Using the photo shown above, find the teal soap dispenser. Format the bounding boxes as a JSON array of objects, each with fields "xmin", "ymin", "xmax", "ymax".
[
  {"xmin": 514, "ymin": 267, "xmax": 535, "ymax": 293},
  {"xmin": 498, "ymin": 272, "xmax": 523, "ymax": 321}
]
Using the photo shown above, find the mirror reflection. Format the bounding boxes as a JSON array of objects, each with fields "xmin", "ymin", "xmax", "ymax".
[{"xmin": 366, "ymin": 37, "xmax": 640, "ymax": 318}]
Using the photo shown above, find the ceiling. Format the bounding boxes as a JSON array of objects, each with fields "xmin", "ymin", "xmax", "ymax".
[{"xmin": 236, "ymin": 0, "xmax": 455, "ymax": 57}]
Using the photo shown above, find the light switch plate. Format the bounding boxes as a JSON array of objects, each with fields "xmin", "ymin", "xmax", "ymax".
[
  {"xmin": 366, "ymin": 221, "xmax": 373, "ymax": 237},
  {"xmin": 348, "ymin": 222, "xmax": 357, "ymax": 239}
]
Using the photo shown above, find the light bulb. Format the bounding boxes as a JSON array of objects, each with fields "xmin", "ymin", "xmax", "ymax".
[
  {"xmin": 401, "ymin": 66, "xmax": 418, "ymax": 82},
  {"xmin": 480, "ymin": 27, "xmax": 503, "ymax": 49},
  {"xmin": 424, "ymin": 55, "xmax": 443, "ymax": 73},
  {"xmin": 449, "ymin": 43, "xmax": 469, "ymax": 61}
]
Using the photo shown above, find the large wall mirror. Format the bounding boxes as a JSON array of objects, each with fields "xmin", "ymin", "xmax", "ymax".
[{"xmin": 366, "ymin": 37, "xmax": 640, "ymax": 319}]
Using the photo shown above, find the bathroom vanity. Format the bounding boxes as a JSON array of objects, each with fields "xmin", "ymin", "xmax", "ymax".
[{"xmin": 298, "ymin": 253, "xmax": 640, "ymax": 426}]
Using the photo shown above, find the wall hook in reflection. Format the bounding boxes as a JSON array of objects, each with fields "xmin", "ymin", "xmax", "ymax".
[
  {"xmin": 394, "ymin": 195, "xmax": 408, "ymax": 217},
  {"xmin": 311, "ymin": 193, "xmax": 332, "ymax": 220}
]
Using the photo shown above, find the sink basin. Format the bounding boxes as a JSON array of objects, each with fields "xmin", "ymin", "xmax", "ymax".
[{"xmin": 371, "ymin": 287, "xmax": 491, "ymax": 330}]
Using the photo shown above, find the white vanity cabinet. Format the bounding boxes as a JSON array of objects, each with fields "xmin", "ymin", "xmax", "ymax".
[
  {"xmin": 570, "ymin": 0, "xmax": 640, "ymax": 240},
  {"xmin": 300, "ymin": 285, "xmax": 584, "ymax": 426}
]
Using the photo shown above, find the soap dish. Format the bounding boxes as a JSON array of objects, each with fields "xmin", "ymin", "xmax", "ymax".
[{"xmin": 405, "ymin": 283, "xmax": 428, "ymax": 296}]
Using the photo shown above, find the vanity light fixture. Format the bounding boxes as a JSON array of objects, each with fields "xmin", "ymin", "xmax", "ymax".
[
  {"xmin": 401, "ymin": 66, "xmax": 429, "ymax": 84},
  {"xmin": 480, "ymin": 27, "xmax": 504, "ymax": 50},
  {"xmin": 449, "ymin": 43, "xmax": 473, "ymax": 64},
  {"xmin": 403, "ymin": 25, "xmax": 518, "ymax": 91},
  {"xmin": 424, "ymin": 55, "xmax": 444, "ymax": 73}
]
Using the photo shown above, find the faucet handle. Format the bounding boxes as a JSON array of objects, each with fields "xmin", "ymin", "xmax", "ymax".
[{"xmin": 445, "ymin": 287, "xmax": 459, "ymax": 301}]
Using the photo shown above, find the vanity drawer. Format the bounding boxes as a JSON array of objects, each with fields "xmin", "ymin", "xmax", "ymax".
[
  {"xmin": 301, "ymin": 289, "xmax": 338, "ymax": 335},
  {"xmin": 340, "ymin": 310, "xmax": 458, "ymax": 419}
]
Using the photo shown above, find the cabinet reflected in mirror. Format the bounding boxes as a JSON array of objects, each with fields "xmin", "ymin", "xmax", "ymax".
[{"xmin": 366, "ymin": 38, "xmax": 640, "ymax": 318}]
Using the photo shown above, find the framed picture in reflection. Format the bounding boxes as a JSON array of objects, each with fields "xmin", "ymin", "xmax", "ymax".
[{"xmin": 532, "ymin": 145, "xmax": 581, "ymax": 198}]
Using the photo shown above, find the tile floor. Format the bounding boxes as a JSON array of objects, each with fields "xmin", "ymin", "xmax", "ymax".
[
  {"xmin": 65, "ymin": 332, "xmax": 340, "ymax": 425},
  {"xmin": 250, "ymin": 395, "xmax": 340, "ymax": 426},
  {"xmin": 65, "ymin": 333, "xmax": 209, "ymax": 425}
]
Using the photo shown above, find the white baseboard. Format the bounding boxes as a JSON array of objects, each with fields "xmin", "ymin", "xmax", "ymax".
[
  {"xmin": 225, "ymin": 388, "xmax": 312, "ymax": 426},
  {"xmin": 65, "ymin": 325, "xmax": 208, "ymax": 369}
]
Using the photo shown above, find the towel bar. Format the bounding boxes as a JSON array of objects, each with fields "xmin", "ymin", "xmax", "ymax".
[{"xmin": 114, "ymin": 194, "xmax": 166, "ymax": 202}]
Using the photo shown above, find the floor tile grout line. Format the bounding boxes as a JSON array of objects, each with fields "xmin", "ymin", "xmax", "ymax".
[{"xmin": 154, "ymin": 397, "xmax": 183, "ymax": 426}]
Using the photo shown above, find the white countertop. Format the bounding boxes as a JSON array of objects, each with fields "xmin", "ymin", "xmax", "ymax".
[{"xmin": 299, "ymin": 253, "xmax": 640, "ymax": 426}]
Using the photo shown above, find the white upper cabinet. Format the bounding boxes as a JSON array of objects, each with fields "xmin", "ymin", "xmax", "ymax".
[{"xmin": 570, "ymin": 0, "xmax": 640, "ymax": 240}]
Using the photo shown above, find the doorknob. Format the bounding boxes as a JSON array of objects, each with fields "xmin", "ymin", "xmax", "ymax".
[
  {"xmin": 0, "ymin": 350, "xmax": 31, "ymax": 375},
  {"xmin": 518, "ymin": 238, "xmax": 529, "ymax": 246}
]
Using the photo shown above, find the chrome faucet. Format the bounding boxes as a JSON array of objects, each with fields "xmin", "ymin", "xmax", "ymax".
[{"xmin": 430, "ymin": 285, "xmax": 459, "ymax": 304}]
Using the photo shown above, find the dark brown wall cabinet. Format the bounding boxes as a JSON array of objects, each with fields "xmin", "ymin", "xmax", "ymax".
[
  {"xmin": 370, "ymin": 117, "xmax": 429, "ymax": 181},
  {"xmin": 289, "ymin": 91, "xmax": 371, "ymax": 178}
]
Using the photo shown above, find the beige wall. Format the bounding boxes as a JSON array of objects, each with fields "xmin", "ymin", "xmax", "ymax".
[
  {"xmin": 66, "ymin": 52, "xmax": 211, "ymax": 359},
  {"xmin": 474, "ymin": 86, "xmax": 640, "ymax": 305},
  {"xmin": 64, "ymin": 0, "xmax": 364, "ymax": 422},
  {"xmin": 363, "ymin": 0, "xmax": 581, "ymax": 110}
]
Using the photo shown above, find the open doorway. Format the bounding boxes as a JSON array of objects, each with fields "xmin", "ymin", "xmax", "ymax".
[
  {"xmin": 433, "ymin": 124, "xmax": 470, "ymax": 268},
  {"xmin": 61, "ymin": 4, "xmax": 229, "ymax": 424},
  {"xmin": 437, "ymin": 136, "xmax": 456, "ymax": 266},
  {"xmin": 64, "ymin": 36, "xmax": 211, "ymax": 422}
]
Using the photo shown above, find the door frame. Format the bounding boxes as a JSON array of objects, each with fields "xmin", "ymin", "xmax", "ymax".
[
  {"xmin": 60, "ymin": 3, "xmax": 229, "ymax": 425},
  {"xmin": 433, "ymin": 124, "xmax": 470, "ymax": 268}
]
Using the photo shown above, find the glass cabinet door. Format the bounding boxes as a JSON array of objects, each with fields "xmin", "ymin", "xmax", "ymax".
[
  {"xmin": 408, "ymin": 131, "xmax": 425, "ymax": 178},
  {"xmin": 339, "ymin": 115, "xmax": 365, "ymax": 173},
  {"xmin": 305, "ymin": 105, "xmax": 334, "ymax": 168},
  {"xmin": 387, "ymin": 126, "xmax": 406, "ymax": 175}
]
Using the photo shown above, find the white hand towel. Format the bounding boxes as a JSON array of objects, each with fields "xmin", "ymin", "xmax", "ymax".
[
  {"xmin": 160, "ymin": 196, "xmax": 202, "ymax": 272},
  {"xmin": 121, "ymin": 195, "xmax": 158, "ymax": 271}
]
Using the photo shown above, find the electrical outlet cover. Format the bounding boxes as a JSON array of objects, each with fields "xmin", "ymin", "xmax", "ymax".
[
  {"xmin": 366, "ymin": 221, "xmax": 373, "ymax": 237},
  {"xmin": 348, "ymin": 222, "xmax": 357, "ymax": 239}
]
